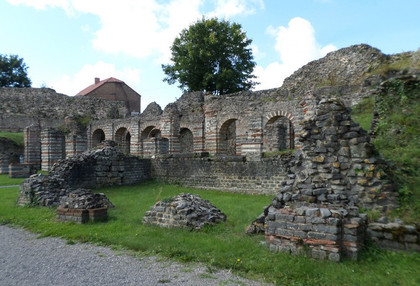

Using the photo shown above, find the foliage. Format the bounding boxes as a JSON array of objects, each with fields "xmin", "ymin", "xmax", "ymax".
[
  {"xmin": 351, "ymin": 95, "xmax": 375, "ymax": 131},
  {"xmin": 368, "ymin": 51, "xmax": 420, "ymax": 77},
  {"xmin": 374, "ymin": 78, "xmax": 420, "ymax": 222},
  {"xmin": 162, "ymin": 18, "xmax": 257, "ymax": 95},
  {"xmin": 0, "ymin": 181, "xmax": 419, "ymax": 285},
  {"xmin": 352, "ymin": 77, "xmax": 420, "ymax": 223},
  {"xmin": 263, "ymin": 149, "xmax": 295, "ymax": 158},
  {"xmin": 0, "ymin": 54, "xmax": 31, "ymax": 87},
  {"xmin": 0, "ymin": 131, "xmax": 24, "ymax": 146}
]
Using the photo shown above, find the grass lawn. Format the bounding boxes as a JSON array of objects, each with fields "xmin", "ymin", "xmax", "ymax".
[
  {"xmin": 0, "ymin": 174, "xmax": 25, "ymax": 186},
  {"xmin": 0, "ymin": 131, "xmax": 24, "ymax": 146},
  {"xmin": 0, "ymin": 180, "xmax": 419, "ymax": 285}
]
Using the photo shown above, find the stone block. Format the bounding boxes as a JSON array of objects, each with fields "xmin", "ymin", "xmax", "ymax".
[{"xmin": 328, "ymin": 252, "xmax": 341, "ymax": 262}]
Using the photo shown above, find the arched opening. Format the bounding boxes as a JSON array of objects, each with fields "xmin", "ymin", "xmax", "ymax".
[
  {"xmin": 218, "ymin": 119, "xmax": 237, "ymax": 155},
  {"xmin": 91, "ymin": 129, "xmax": 105, "ymax": 147},
  {"xmin": 141, "ymin": 126, "xmax": 155, "ymax": 140},
  {"xmin": 179, "ymin": 128, "xmax": 193, "ymax": 153},
  {"xmin": 141, "ymin": 126, "xmax": 167, "ymax": 156},
  {"xmin": 264, "ymin": 116, "xmax": 294, "ymax": 153},
  {"xmin": 115, "ymin": 127, "xmax": 131, "ymax": 154},
  {"xmin": 149, "ymin": 128, "xmax": 161, "ymax": 139}
]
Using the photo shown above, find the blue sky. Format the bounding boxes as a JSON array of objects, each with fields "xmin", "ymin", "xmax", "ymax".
[{"xmin": 1, "ymin": 0, "xmax": 419, "ymax": 111}]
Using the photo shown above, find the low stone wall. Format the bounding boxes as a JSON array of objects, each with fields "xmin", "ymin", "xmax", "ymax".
[
  {"xmin": 9, "ymin": 163, "xmax": 36, "ymax": 178},
  {"xmin": 56, "ymin": 207, "xmax": 108, "ymax": 223},
  {"xmin": 265, "ymin": 205, "xmax": 367, "ymax": 261},
  {"xmin": 151, "ymin": 154, "xmax": 290, "ymax": 195},
  {"xmin": 368, "ymin": 221, "xmax": 419, "ymax": 252}
]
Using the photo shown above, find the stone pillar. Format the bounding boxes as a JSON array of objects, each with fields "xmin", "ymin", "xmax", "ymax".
[
  {"xmin": 41, "ymin": 129, "xmax": 65, "ymax": 171},
  {"xmin": 24, "ymin": 124, "xmax": 41, "ymax": 170},
  {"xmin": 0, "ymin": 154, "xmax": 10, "ymax": 174},
  {"xmin": 65, "ymin": 134, "xmax": 88, "ymax": 158},
  {"xmin": 204, "ymin": 110, "xmax": 218, "ymax": 155},
  {"xmin": 192, "ymin": 123, "xmax": 205, "ymax": 153},
  {"xmin": 241, "ymin": 117, "xmax": 263, "ymax": 159},
  {"xmin": 129, "ymin": 121, "xmax": 141, "ymax": 156}
]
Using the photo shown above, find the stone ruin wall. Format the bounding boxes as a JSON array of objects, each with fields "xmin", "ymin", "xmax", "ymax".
[
  {"xmin": 17, "ymin": 141, "xmax": 150, "ymax": 207},
  {"xmin": 0, "ymin": 87, "xmax": 129, "ymax": 132},
  {"xmin": 12, "ymin": 44, "xmax": 419, "ymax": 258},
  {"xmin": 151, "ymin": 155, "xmax": 290, "ymax": 195}
]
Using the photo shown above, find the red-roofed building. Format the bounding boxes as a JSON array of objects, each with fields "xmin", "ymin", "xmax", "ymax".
[{"xmin": 76, "ymin": 77, "xmax": 141, "ymax": 114}]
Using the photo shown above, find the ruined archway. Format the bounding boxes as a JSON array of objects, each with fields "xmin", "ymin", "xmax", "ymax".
[
  {"xmin": 264, "ymin": 116, "xmax": 294, "ymax": 152},
  {"xmin": 179, "ymin": 128, "xmax": 193, "ymax": 153},
  {"xmin": 218, "ymin": 119, "xmax": 237, "ymax": 155},
  {"xmin": 91, "ymin": 129, "xmax": 105, "ymax": 148},
  {"xmin": 115, "ymin": 127, "xmax": 131, "ymax": 154}
]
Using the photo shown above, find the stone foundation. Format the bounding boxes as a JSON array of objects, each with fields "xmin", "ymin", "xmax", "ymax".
[
  {"xmin": 368, "ymin": 221, "xmax": 419, "ymax": 252},
  {"xmin": 56, "ymin": 207, "xmax": 108, "ymax": 223},
  {"xmin": 265, "ymin": 205, "xmax": 367, "ymax": 261}
]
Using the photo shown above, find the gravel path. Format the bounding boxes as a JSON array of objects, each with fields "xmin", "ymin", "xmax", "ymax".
[{"xmin": 0, "ymin": 225, "xmax": 269, "ymax": 286}]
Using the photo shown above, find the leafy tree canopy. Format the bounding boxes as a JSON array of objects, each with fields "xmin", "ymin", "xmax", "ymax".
[
  {"xmin": 162, "ymin": 18, "xmax": 257, "ymax": 95},
  {"xmin": 0, "ymin": 54, "xmax": 31, "ymax": 87}
]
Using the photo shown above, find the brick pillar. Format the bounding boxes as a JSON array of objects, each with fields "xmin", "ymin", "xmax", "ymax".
[
  {"xmin": 204, "ymin": 110, "xmax": 218, "ymax": 155},
  {"xmin": 66, "ymin": 134, "xmax": 88, "ymax": 158},
  {"xmin": 24, "ymin": 124, "xmax": 41, "ymax": 170},
  {"xmin": 240, "ymin": 117, "xmax": 263, "ymax": 159},
  {"xmin": 41, "ymin": 129, "xmax": 65, "ymax": 171}
]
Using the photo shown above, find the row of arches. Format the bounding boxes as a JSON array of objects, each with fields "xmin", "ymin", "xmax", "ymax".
[{"xmin": 90, "ymin": 113, "xmax": 295, "ymax": 156}]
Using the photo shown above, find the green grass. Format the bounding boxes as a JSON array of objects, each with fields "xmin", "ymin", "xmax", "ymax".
[
  {"xmin": 0, "ymin": 174, "xmax": 25, "ymax": 186},
  {"xmin": 1, "ymin": 181, "xmax": 419, "ymax": 285},
  {"xmin": 0, "ymin": 131, "xmax": 24, "ymax": 146},
  {"xmin": 351, "ymin": 95, "xmax": 375, "ymax": 131}
]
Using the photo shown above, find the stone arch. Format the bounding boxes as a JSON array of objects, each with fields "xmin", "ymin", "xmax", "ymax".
[
  {"xmin": 115, "ymin": 127, "xmax": 131, "ymax": 154},
  {"xmin": 264, "ymin": 111, "xmax": 295, "ymax": 152},
  {"xmin": 141, "ymin": 126, "xmax": 155, "ymax": 139},
  {"xmin": 179, "ymin": 127, "xmax": 193, "ymax": 153},
  {"xmin": 91, "ymin": 129, "xmax": 105, "ymax": 147},
  {"xmin": 140, "ymin": 125, "xmax": 168, "ymax": 156},
  {"xmin": 149, "ymin": 128, "xmax": 162, "ymax": 138},
  {"xmin": 218, "ymin": 119, "xmax": 237, "ymax": 155}
]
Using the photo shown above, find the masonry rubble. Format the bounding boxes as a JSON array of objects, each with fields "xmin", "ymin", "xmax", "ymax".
[
  {"xmin": 143, "ymin": 193, "xmax": 226, "ymax": 230},
  {"xmin": 17, "ymin": 141, "xmax": 150, "ymax": 207},
  {"xmin": 56, "ymin": 188, "xmax": 113, "ymax": 223}
]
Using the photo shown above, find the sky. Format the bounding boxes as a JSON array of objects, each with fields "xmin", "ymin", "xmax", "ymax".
[{"xmin": 1, "ymin": 0, "xmax": 419, "ymax": 111}]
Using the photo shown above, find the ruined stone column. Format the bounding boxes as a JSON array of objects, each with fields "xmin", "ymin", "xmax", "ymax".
[
  {"xmin": 66, "ymin": 134, "xmax": 88, "ymax": 158},
  {"xmin": 41, "ymin": 129, "xmax": 65, "ymax": 171},
  {"xmin": 24, "ymin": 123, "xmax": 41, "ymax": 170}
]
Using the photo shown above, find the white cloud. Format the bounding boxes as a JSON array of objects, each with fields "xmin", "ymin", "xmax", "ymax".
[
  {"xmin": 254, "ymin": 17, "xmax": 337, "ymax": 90},
  {"xmin": 7, "ymin": 0, "xmax": 70, "ymax": 11},
  {"xmin": 49, "ymin": 61, "xmax": 141, "ymax": 96},
  {"xmin": 8, "ymin": 0, "xmax": 264, "ymax": 63},
  {"xmin": 207, "ymin": 0, "xmax": 264, "ymax": 18}
]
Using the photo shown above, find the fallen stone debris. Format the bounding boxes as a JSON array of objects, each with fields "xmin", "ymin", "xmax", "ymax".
[{"xmin": 143, "ymin": 193, "xmax": 226, "ymax": 230}]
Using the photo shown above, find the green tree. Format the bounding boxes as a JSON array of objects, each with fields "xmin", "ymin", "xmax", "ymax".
[
  {"xmin": 162, "ymin": 18, "xmax": 257, "ymax": 95},
  {"xmin": 0, "ymin": 54, "xmax": 31, "ymax": 87}
]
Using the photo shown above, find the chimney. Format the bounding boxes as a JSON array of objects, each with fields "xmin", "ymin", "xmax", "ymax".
[{"xmin": 95, "ymin": 77, "xmax": 100, "ymax": 84}]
